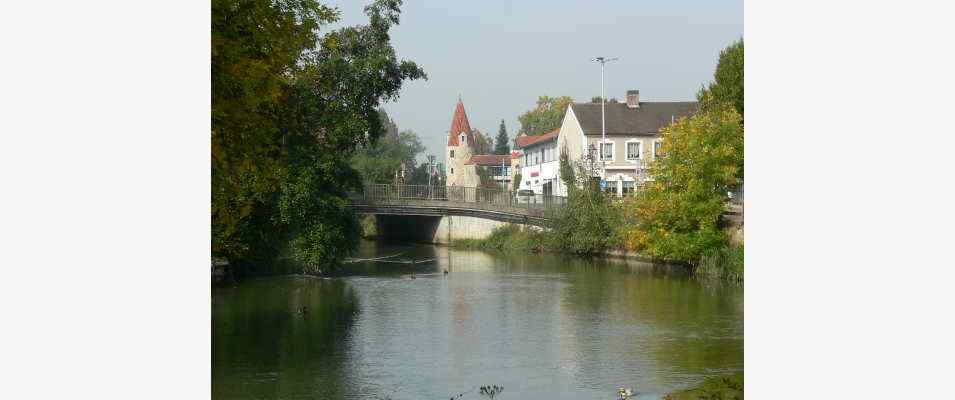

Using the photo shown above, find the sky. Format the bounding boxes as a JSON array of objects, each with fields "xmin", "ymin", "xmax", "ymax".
[{"xmin": 325, "ymin": 0, "xmax": 743, "ymax": 162}]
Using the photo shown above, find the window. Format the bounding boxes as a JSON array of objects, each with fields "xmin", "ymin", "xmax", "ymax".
[
  {"xmin": 622, "ymin": 181, "xmax": 635, "ymax": 196},
  {"xmin": 654, "ymin": 141, "xmax": 663, "ymax": 158},
  {"xmin": 450, "ymin": 150, "xmax": 455, "ymax": 159},
  {"xmin": 603, "ymin": 181, "xmax": 616, "ymax": 195},
  {"xmin": 460, "ymin": 134, "xmax": 466, "ymax": 145},
  {"xmin": 543, "ymin": 144, "xmax": 554, "ymax": 163},
  {"xmin": 600, "ymin": 142, "xmax": 613, "ymax": 161},
  {"xmin": 450, "ymin": 168, "xmax": 454, "ymax": 174},
  {"xmin": 627, "ymin": 142, "xmax": 641, "ymax": 160}
]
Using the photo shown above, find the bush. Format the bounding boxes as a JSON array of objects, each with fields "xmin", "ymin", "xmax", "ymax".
[
  {"xmin": 546, "ymin": 181, "xmax": 624, "ymax": 255},
  {"xmin": 696, "ymin": 245, "xmax": 743, "ymax": 282},
  {"xmin": 453, "ymin": 224, "xmax": 545, "ymax": 253}
]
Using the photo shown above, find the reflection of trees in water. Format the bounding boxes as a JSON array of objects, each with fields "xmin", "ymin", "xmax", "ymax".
[
  {"xmin": 543, "ymin": 256, "xmax": 744, "ymax": 390},
  {"xmin": 212, "ymin": 277, "xmax": 360, "ymax": 399}
]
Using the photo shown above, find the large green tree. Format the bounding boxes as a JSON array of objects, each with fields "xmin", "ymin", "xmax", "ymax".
[
  {"xmin": 212, "ymin": 0, "xmax": 426, "ymax": 272},
  {"xmin": 699, "ymin": 39, "xmax": 743, "ymax": 118},
  {"xmin": 211, "ymin": 0, "xmax": 338, "ymax": 257},
  {"xmin": 493, "ymin": 119, "xmax": 510, "ymax": 155},
  {"xmin": 517, "ymin": 95, "xmax": 573, "ymax": 136},
  {"xmin": 624, "ymin": 99, "xmax": 743, "ymax": 263}
]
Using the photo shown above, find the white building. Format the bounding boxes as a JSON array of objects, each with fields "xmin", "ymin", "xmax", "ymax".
[
  {"xmin": 555, "ymin": 90, "xmax": 698, "ymax": 197},
  {"xmin": 515, "ymin": 128, "xmax": 562, "ymax": 196}
]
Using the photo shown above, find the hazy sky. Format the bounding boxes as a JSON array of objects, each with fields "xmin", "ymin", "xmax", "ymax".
[{"xmin": 326, "ymin": 0, "xmax": 743, "ymax": 161}]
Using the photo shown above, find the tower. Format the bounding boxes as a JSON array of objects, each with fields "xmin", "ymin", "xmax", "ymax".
[{"xmin": 445, "ymin": 97, "xmax": 474, "ymax": 187}]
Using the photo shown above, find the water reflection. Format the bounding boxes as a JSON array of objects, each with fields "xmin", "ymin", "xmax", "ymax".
[
  {"xmin": 212, "ymin": 240, "xmax": 742, "ymax": 400},
  {"xmin": 212, "ymin": 277, "xmax": 360, "ymax": 399}
]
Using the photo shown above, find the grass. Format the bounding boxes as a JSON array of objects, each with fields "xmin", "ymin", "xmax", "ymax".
[
  {"xmin": 695, "ymin": 245, "xmax": 743, "ymax": 282},
  {"xmin": 452, "ymin": 224, "xmax": 545, "ymax": 253},
  {"xmin": 664, "ymin": 373, "xmax": 743, "ymax": 400}
]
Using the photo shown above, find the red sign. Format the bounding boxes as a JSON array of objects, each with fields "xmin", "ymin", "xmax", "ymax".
[{"xmin": 530, "ymin": 171, "xmax": 539, "ymax": 177}]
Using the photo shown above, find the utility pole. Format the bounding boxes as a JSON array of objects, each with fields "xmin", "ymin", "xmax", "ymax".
[
  {"xmin": 427, "ymin": 154, "xmax": 435, "ymax": 199},
  {"xmin": 592, "ymin": 56, "xmax": 618, "ymax": 184}
]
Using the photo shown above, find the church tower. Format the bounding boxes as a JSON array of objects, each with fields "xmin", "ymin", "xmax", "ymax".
[{"xmin": 445, "ymin": 97, "xmax": 474, "ymax": 186}]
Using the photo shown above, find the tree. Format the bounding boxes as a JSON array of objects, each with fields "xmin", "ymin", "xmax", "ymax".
[
  {"xmin": 212, "ymin": 0, "xmax": 426, "ymax": 272},
  {"xmin": 545, "ymin": 152, "xmax": 623, "ymax": 254},
  {"xmin": 493, "ymin": 119, "xmax": 510, "ymax": 155},
  {"xmin": 472, "ymin": 129, "xmax": 491, "ymax": 155},
  {"xmin": 590, "ymin": 96, "xmax": 619, "ymax": 103},
  {"xmin": 699, "ymin": 39, "xmax": 743, "ymax": 118},
  {"xmin": 623, "ymin": 99, "xmax": 743, "ymax": 263},
  {"xmin": 212, "ymin": 0, "xmax": 339, "ymax": 257},
  {"xmin": 518, "ymin": 95, "xmax": 573, "ymax": 136},
  {"xmin": 352, "ymin": 115, "xmax": 426, "ymax": 184}
]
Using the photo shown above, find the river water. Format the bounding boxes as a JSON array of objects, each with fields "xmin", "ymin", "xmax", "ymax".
[{"xmin": 212, "ymin": 240, "xmax": 743, "ymax": 400}]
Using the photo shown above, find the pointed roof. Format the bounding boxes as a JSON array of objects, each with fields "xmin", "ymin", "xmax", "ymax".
[{"xmin": 447, "ymin": 97, "xmax": 474, "ymax": 146}]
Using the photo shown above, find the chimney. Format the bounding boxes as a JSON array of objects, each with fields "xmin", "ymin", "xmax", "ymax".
[{"xmin": 626, "ymin": 90, "xmax": 640, "ymax": 108}]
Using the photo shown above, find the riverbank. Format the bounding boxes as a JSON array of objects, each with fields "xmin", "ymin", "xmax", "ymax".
[
  {"xmin": 451, "ymin": 224, "xmax": 737, "ymax": 272},
  {"xmin": 664, "ymin": 373, "xmax": 743, "ymax": 400}
]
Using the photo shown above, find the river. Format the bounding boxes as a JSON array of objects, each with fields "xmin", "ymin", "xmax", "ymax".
[{"xmin": 212, "ymin": 240, "xmax": 743, "ymax": 399}]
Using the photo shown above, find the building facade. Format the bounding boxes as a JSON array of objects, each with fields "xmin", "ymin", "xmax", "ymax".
[
  {"xmin": 556, "ymin": 90, "xmax": 697, "ymax": 197},
  {"xmin": 445, "ymin": 97, "xmax": 477, "ymax": 187},
  {"xmin": 515, "ymin": 128, "xmax": 562, "ymax": 195},
  {"xmin": 444, "ymin": 97, "xmax": 514, "ymax": 189}
]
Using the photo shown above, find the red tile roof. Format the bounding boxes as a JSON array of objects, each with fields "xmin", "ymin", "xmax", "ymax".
[
  {"xmin": 515, "ymin": 128, "xmax": 559, "ymax": 149},
  {"xmin": 465, "ymin": 154, "xmax": 511, "ymax": 166},
  {"xmin": 447, "ymin": 98, "xmax": 474, "ymax": 146},
  {"xmin": 510, "ymin": 151, "xmax": 521, "ymax": 160}
]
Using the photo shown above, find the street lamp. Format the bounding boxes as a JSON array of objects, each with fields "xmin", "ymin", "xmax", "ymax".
[{"xmin": 592, "ymin": 56, "xmax": 618, "ymax": 181}]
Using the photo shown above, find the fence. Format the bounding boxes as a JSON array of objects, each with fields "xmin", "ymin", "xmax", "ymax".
[{"xmin": 348, "ymin": 184, "xmax": 568, "ymax": 216}]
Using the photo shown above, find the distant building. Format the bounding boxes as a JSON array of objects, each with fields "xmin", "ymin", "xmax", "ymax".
[
  {"xmin": 444, "ymin": 97, "xmax": 513, "ymax": 189},
  {"xmin": 515, "ymin": 128, "xmax": 561, "ymax": 195},
  {"xmin": 556, "ymin": 89, "xmax": 697, "ymax": 197}
]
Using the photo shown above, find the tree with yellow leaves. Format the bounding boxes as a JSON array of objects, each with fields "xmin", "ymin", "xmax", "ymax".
[{"xmin": 623, "ymin": 97, "xmax": 743, "ymax": 263}]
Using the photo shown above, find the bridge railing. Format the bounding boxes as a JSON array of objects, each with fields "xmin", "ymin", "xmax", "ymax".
[{"xmin": 347, "ymin": 184, "xmax": 568, "ymax": 216}]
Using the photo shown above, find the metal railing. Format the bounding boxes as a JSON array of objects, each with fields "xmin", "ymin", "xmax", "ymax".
[{"xmin": 347, "ymin": 184, "xmax": 568, "ymax": 216}]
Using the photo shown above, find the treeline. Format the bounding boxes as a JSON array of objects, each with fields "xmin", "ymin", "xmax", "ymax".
[
  {"xmin": 459, "ymin": 39, "xmax": 744, "ymax": 278},
  {"xmin": 211, "ymin": 0, "xmax": 425, "ymax": 274},
  {"xmin": 351, "ymin": 110, "xmax": 439, "ymax": 186}
]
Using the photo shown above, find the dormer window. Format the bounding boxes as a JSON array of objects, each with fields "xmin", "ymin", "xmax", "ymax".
[{"xmin": 460, "ymin": 134, "xmax": 467, "ymax": 145}]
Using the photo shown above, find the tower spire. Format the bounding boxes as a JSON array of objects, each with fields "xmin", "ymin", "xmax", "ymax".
[{"xmin": 447, "ymin": 96, "xmax": 473, "ymax": 146}]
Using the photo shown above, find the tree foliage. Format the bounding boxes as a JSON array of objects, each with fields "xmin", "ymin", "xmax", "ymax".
[
  {"xmin": 471, "ymin": 129, "xmax": 492, "ymax": 155},
  {"xmin": 623, "ymin": 101, "xmax": 743, "ymax": 263},
  {"xmin": 211, "ymin": 0, "xmax": 426, "ymax": 272},
  {"xmin": 352, "ymin": 110, "xmax": 425, "ymax": 184},
  {"xmin": 517, "ymin": 95, "xmax": 573, "ymax": 136},
  {"xmin": 546, "ymin": 153, "xmax": 623, "ymax": 254},
  {"xmin": 211, "ymin": 0, "xmax": 339, "ymax": 257},
  {"xmin": 494, "ymin": 119, "xmax": 510, "ymax": 155},
  {"xmin": 699, "ymin": 39, "xmax": 743, "ymax": 118}
]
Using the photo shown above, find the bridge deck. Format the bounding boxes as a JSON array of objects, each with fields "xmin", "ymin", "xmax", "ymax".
[{"xmin": 347, "ymin": 184, "xmax": 565, "ymax": 226}]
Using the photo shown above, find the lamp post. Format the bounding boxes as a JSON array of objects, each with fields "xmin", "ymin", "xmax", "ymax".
[{"xmin": 592, "ymin": 56, "xmax": 618, "ymax": 180}]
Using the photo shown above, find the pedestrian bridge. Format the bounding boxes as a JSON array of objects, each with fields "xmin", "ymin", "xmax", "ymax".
[{"xmin": 346, "ymin": 184, "xmax": 566, "ymax": 226}]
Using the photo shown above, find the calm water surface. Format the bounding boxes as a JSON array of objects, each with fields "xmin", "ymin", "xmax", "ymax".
[{"xmin": 212, "ymin": 241, "xmax": 743, "ymax": 399}]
